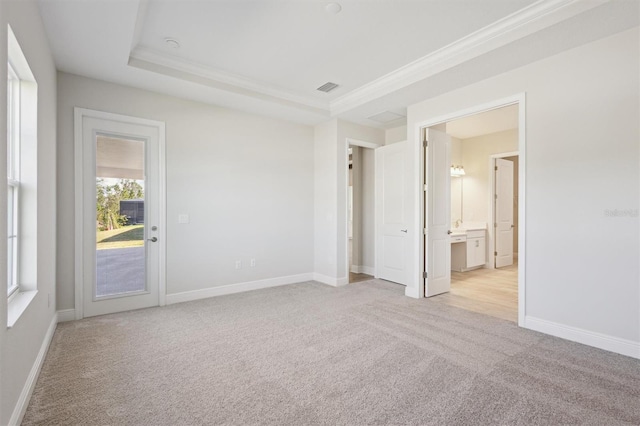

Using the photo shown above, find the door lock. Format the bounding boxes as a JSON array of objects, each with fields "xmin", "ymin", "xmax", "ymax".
[{"xmin": 147, "ymin": 237, "xmax": 158, "ymax": 243}]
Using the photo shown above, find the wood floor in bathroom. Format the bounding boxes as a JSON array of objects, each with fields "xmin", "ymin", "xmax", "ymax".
[{"xmin": 432, "ymin": 262, "xmax": 519, "ymax": 323}]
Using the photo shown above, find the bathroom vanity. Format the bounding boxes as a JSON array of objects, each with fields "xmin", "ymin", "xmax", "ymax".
[{"xmin": 451, "ymin": 228, "xmax": 486, "ymax": 272}]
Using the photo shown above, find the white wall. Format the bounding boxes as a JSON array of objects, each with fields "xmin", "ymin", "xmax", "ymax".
[
  {"xmin": 450, "ymin": 136, "xmax": 463, "ymax": 225},
  {"xmin": 407, "ymin": 27, "xmax": 639, "ymax": 356},
  {"xmin": 0, "ymin": 1, "xmax": 58, "ymax": 424},
  {"xmin": 460, "ymin": 129, "xmax": 518, "ymax": 224},
  {"xmin": 313, "ymin": 119, "xmax": 338, "ymax": 281},
  {"xmin": 385, "ymin": 125, "xmax": 407, "ymax": 145},
  {"xmin": 57, "ymin": 73, "xmax": 314, "ymax": 309}
]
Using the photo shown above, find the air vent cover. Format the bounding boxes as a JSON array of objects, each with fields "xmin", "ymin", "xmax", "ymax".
[
  {"xmin": 317, "ymin": 82, "xmax": 339, "ymax": 93},
  {"xmin": 367, "ymin": 110, "xmax": 406, "ymax": 123}
]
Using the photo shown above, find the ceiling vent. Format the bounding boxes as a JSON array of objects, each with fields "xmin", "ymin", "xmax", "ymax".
[
  {"xmin": 317, "ymin": 82, "xmax": 339, "ymax": 93},
  {"xmin": 367, "ymin": 110, "xmax": 406, "ymax": 124}
]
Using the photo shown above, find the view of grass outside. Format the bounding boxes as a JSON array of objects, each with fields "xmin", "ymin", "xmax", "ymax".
[
  {"xmin": 97, "ymin": 224, "xmax": 144, "ymax": 250},
  {"xmin": 96, "ymin": 178, "xmax": 145, "ymax": 250}
]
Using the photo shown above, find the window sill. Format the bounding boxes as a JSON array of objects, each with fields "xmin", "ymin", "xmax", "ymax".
[{"xmin": 7, "ymin": 290, "xmax": 37, "ymax": 328}]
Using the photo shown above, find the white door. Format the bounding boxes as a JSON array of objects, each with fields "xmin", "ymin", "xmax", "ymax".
[
  {"xmin": 375, "ymin": 142, "xmax": 407, "ymax": 285},
  {"xmin": 425, "ymin": 128, "xmax": 451, "ymax": 297},
  {"xmin": 79, "ymin": 112, "xmax": 164, "ymax": 318},
  {"xmin": 495, "ymin": 158, "xmax": 514, "ymax": 268}
]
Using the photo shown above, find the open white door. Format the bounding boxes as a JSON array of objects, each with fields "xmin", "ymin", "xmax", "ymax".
[
  {"xmin": 375, "ymin": 142, "xmax": 407, "ymax": 285},
  {"xmin": 425, "ymin": 128, "xmax": 451, "ymax": 297},
  {"xmin": 495, "ymin": 158, "xmax": 514, "ymax": 268}
]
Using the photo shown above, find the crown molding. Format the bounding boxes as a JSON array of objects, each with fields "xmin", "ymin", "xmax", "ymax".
[
  {"xmin": 128, "ymin": 46, "xmax": 330, "ymax": 114},
  {"xmin": 329, "ymin": 0, "xmax": 610, "ymax": 115}
]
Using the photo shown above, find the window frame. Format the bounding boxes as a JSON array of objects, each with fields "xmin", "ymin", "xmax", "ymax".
[{"xmin": 7, "ymin": 63, "xmax": 20, "ymax": 299}]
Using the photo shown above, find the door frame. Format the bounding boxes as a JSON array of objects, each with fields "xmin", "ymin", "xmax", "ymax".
[
  {"xmin": 73, "ymin": 108, "xmax": 167, "ymax": 320},
  {"xmin": 343, "ymin": 137, "xmax": 381, "ymax": 283},
  {"xmin": 489, "ymin": 152, "xmax": 519, "ymax": 270},
  {"xmin": 415, "ymin": 93, "xmax": 526, "ymax": 327}
]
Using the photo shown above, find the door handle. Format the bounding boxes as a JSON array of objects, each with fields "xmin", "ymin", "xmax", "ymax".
[
  {"xmin": 447, "ymin": 230, "xmax": 452, "ymax": 235},
  {"xmin": 147, "ymin": 237, "xmax": 158, "ymax": 243},
  {"xmin": 400, "ymin": 229, "xmax": 408, "ymax": 233}
]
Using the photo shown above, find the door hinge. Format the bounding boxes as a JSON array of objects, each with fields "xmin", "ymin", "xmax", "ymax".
[
  {"xmin": 423, "ymin": 140, "xmax": 428, "ymax": 148},
  {"xmin": 423, "ymin": 184, "xmax": 427, "ymax": 192},
  {"xmin": 494, "ymin": 223, "xmax": 497, "ymax": 227},
  {"xmin": 494, "ymin": 251, "xmax": 498, "ymax": 256},
  {"xmin": 495, "ymin": 166, "xmax": 498, "ymax": 171},
  {"xmin": 495, "ymin": 194, "xmax": 498, "ymax": 200},
  {"xmin": 423, "ymin": 271, "xmax": 428, "ymax": 279}
]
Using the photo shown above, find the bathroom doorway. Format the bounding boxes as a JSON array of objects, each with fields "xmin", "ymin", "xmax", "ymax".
[{"xmin": 429, "ymin": 104, "xmax": 521, "ymax": 323}]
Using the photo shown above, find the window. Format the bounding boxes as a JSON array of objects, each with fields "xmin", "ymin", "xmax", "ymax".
[
  {"xmin": 6, "ymin": 25, "xmax": 38, "ymax": 326},
  {"xmin": 7, "ymin": 63, "xmax": 19, "ymax": 297}
]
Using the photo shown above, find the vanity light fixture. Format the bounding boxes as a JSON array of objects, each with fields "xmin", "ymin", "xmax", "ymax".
[{"xmin": 451, "ymin": 165, "xmax": 466, "ymax": 177}]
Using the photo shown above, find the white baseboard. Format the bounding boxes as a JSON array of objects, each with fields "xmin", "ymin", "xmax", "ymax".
[
  {"xmin": 56, "ymin": 309, "xmax": 76, "ymax": 323},
  {"xmin": 313, "ymin": 273, "xmax": 349, "ymax": 287},
  {"xmin": 524, "ymin": 316, "xmax": 640, "ymax": 359},
  {"xmin": 166, "ymin": 273, "xmax": 314, "ymax": 305},
  {"xmin": 9, "ymin": 314, "xmax": 58, "ymax": 426},
  {"xmin": 405, "ymin": 285, "xmax": 420, "ymax": 299},
  {"xmin": 350, "ymin": 265, "xmax": 375, "ymax": 276}
]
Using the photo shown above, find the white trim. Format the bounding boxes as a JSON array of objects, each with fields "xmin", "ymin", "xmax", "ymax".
[
  {"xmin": 74, "ymin": 109, "xmax": 84, "ymax": 320},
  {"xmin": 524, "ymin": 316, "xmax": 640, "ymax": 360},
  {"xmin": 56, "ymin": 309, "xmax": 76, "ymax": 323},
  {"xmin": 346, "ymin": 137, "xmax": 382, "ymax": 150},
  {"xmin": 7, "ymin": 290, "xmax": 37, "ymax": 328},
  {"xmin": 74, "ymin": 108, "xmax": 167, "ymax": 319},
  {"xmin": 405, "ymin": 284, "xmax": 420, "ymax": 299},
  {"xmin": 350, "ymin": 265, "xmax": 375, "ymax": 276},
  {"xmin": 166, "ymin": 273, "xmax": 315, "ymax": 305},
  {"xmin": 8, "ymin": 314, "xmax": 57, "ymax": 426},
  {"xmin": 128, "ymin": 1, "xmax": 604, "ymax": 117},
  {"xmin": 413, "ymin": 94, "xmax": 526, "ymax": 328},
  {"xmin": 330, "ymin": 0, "xmax": 606, "ymax": 114},
  {"xmin": 157, "ymin": 120, "xmax": 167, "ymax": 307},
  {"xmin": 129, "ymin": 47, "xmax": 329, "ymax": 113},
  {"xmin": 313, "ymin": 273, "xmax": 349, "ymax": 287}
]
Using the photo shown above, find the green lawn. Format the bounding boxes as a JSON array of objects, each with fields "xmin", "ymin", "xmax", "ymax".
[{"xmin": 97, "ymin": 224, "xmax": 144, "ymax": 250}]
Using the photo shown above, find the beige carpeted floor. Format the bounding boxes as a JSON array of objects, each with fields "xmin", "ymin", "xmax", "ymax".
[{"xmin": 23, "ymin": 279, "xmax": 640, "ymax": 425}]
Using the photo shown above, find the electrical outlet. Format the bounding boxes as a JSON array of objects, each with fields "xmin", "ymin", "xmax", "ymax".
[
  {"xmin": 250, "ymin": 258, "xmax": 256, "ymax": 267},
  {"xmin": 235, "ymin": 260, "xmax": 242, "ymax": 269}
]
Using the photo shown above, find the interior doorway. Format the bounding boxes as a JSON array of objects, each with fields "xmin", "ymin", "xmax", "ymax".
[
  {"xmin": 348, "ymin": 144, "xmax": 375, "ymax": 284},
  {"xmin": 423, "ymin": 102, "xmax": 523, "ymax": 323}
]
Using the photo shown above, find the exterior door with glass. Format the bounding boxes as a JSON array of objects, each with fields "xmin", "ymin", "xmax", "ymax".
[{"xmin": 77, "ymin": 109, "xmax": 164, "ymax": 318}]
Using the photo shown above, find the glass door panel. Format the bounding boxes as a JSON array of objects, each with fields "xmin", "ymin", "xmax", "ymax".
[{"xmin": 95, "ymin": 135, "xmax": 146, "ymax": 298}]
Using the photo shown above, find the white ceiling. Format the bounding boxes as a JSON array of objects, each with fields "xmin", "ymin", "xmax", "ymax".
[{"xmin": 37, "ymin": 0, "xmax": 639, "ymax": 128}]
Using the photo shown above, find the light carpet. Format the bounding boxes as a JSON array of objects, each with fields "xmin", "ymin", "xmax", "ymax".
[{"xmin": 23, "ymin": 279, "xmax": 640, "ymax": 425}]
